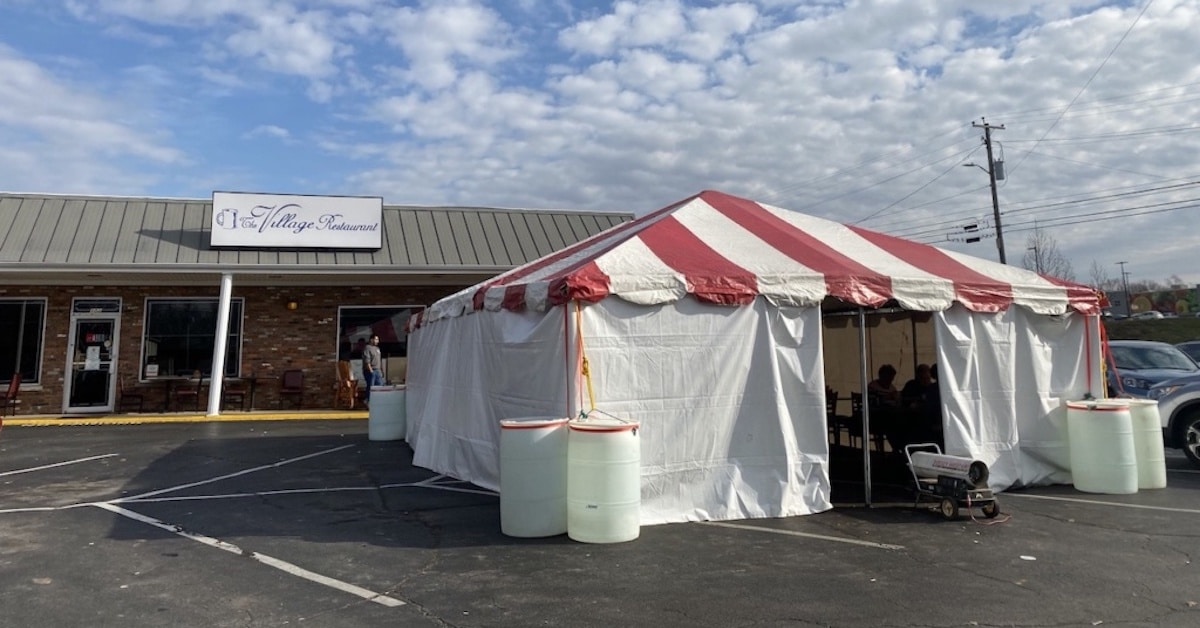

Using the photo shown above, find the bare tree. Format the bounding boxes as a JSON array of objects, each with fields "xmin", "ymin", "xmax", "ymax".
[
  {"xmin": 1021, "ymin": 227, "xmax": 1075, "ymax": 281},
  {"xmin": 1087, "ymin": 260, "xmax": 1112, "ymax": 290}
]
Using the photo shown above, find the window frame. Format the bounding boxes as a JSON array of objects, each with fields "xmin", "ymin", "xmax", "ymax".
[
  {"xmin": 0, "ymin": 297, "xmax": 48, "ymax": 387},
  {"xmin": 140, "ymin": 297, "xmax": 245, "ymax": 381},
  {"xmin": 335, "ymin": 303, "xmax": 424, "ymax": 366}
]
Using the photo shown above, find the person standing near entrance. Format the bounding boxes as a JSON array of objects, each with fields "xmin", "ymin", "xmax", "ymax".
[{"xmin": 362, "ymin": 334, "xmax": 384, "ymax": 406}]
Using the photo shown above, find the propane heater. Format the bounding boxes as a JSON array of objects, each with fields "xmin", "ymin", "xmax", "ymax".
[{"xmin": 905, "ymin": 443, "xmax": 1000, "ymax": 520}]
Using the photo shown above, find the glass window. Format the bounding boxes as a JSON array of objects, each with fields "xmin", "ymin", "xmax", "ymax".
[
  {"xmin": 337, "ymin": 305, "xmax": 422, "ymax": 362},
  {"xmin": 0, "ymin": 299, "xmax": 46, "ymax": 385},
  {"xmin": 1111, "ymin": 344, "xmax": 1199, "ymax": 372},
  {"xmin": 143, "ymin": 299, "xmax": 243, "ymax": 378}
]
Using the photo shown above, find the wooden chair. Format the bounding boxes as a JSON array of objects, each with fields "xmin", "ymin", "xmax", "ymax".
[
  {"xmin": 1, "ymin": 372, "xmax": 22, "ymax": 417},
  {"xmin": 864, "ymin": 391, "xmax": 891, "ymax": 452},
  {"xmin": 279, "ymin": 369, "xmax": 304, "ymax": 409},
  {"xmin": 117, "ymin": 377, "xmax": 145, "ymax": 413},
  {"xmin": 845, "ymin": 392, "xmax": 865, "ymax": 449},
  {"xmin": 825, "ymin": 387, "xmax": 840, "ymax": 442},
  {"xmin": 174, "ymin": 371, "xmax": 204, "ymax": 412},
  {"xmin": 222, "ymin": 378, "xmax": 248, "ymax": 411},
  {"xmin": 334, "ymin": 361, "xmax": 356, "ymax": 409}
]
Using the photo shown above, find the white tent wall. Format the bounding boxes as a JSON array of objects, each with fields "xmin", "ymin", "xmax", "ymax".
[
  {"xmin": 578, "ymin": 296, "xmax": 832, "ymax": 524},
  {"xmin": 935, "ymin": 306, "xmax": 1097, "ymax": 489},
  {"xmin": 407, "ymin": 306, "xmax": 570, "ymax": 489}
]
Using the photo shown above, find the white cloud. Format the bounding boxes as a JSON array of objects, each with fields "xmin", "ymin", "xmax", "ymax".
[
  {"xmin": 0, "ymin": 45, "xmax": 183, "ymax": 192},
  {"xmin": 378, "ymin": 1, "xmax": 516, "ymax": 91},
  {"xmin": 1, "ymin": 1, "xmax": 1199, "ymax": 284},
  {"xmin": 224, "ymin": 9, "xmax": 344, "ymax": 79},
  {"xmin": 246, "ymin": 124, "xmax": 291, "ymax": 140},
  {"xmin": 677, "ymin": 3, "xmax": 758, "ymax": 61},
  {"xmin": 78, "ymin": 0, "xmax": 262, "ymax": 25},
  {"xmin": 560, "ymin": 0, "xmax": 688, "ymax": 55}
]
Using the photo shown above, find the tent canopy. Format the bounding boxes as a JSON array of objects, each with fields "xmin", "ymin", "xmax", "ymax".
[
  {"xmin": 406, "ymin": 190, "xmax": 1106, "ymax": 523},
  {"xmin": 421, "ymin": 190, "xmax": 1100, "ymax": 326}
]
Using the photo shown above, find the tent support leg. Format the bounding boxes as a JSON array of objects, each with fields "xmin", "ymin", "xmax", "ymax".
[
  {"xmin": 565, "ymin": 302, "xmax": 580, "ymax": 420},
  {"xmin": 858, "ymin": 308, "xmax": 873, "ymax": 507}
]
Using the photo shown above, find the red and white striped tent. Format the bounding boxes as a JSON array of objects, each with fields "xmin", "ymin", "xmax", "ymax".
[
  {"xmin": 419, "ymin": 189, "xmax": 1100, "ymax": 324},
  {"xmin": 408, "ymin": 190, "xmax": 1105, "ymax": 525}
]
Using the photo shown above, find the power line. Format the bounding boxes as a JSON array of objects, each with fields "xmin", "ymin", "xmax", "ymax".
[
  {"xmin": 994, "ymin": 83, "xmax": 1200, "ymax": 125},
  {"xmin": 1006, "ymin": 0, "xmax": 1155, "ymax": 179},
  {"xmin": 792, "ymin": 144, "xmax": 979, "ymax": 216},
  {"xmin": 1004, "ymin": 124, "xmax": 1200, "ymax": 145},
  {"xmin": 909, "ymin": 198, "xmax": 1197, "ymax": 245},
  {"xmin": 759, "ymin": 124, "xmax": 974, "ymax": 207},
  {"xmin": 893, "ymin": 190, "xmax": 1200, "ymax": 241},
  {"xmin": 849, "ymin": 155, "xmax": 976, "ymax": 225},
  {"xmin": 878, "ymin": 178, "xmax": 1200, "ymax": 240}
]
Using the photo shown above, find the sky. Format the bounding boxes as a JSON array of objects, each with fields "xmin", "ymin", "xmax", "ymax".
[{"xmin": 0, "ymin": 0, "xmax": 1197, "ymax": 287}]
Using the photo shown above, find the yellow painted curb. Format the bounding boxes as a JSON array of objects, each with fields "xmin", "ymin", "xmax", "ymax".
[{"xmin": 3, "ymin": 412, "xmax": 368, "ymax": 427}]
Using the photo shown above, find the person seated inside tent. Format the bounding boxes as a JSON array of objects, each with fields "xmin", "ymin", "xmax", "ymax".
[
  {"xmin": 920, "ymin": 363, "xmax": 944, "ymax": 446},
  {"xmin": 901, "ymin": 363, "xmax": 942, "ymax": 447},
  {"xmin": 867, "ymin": 364, "xmax": 904, "ymax": 450}
]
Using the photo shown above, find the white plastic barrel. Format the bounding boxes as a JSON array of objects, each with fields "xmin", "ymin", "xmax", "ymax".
[
  {"xmin": 1066, "ymin": 400, "xmax": 1138, "ymax": 494},
  {"xmin": 368, "ymin": 385, "xmax": 406, "ymax": 441},
  {"xmin": 499, "ymin": 417, "xmax": 569, "ymax": 538},
  {"xmin": 1125, "ymin": 399, "xmax": 1168, "ymax": 489},
  {"xmin": 567, "ymin": 416, "xmax": 641, "ymax": 544}
]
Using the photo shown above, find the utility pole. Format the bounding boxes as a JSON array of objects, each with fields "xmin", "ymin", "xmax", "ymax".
[
  {"xmin": 1028, "ymin": 243, "xmax": 1043, "ymax": 273},
  {"xmin": 1116, "ymin": 261, "xmax": 1131, "ymax": 317},
  {"xmin": 973, "ymin": 118, "xmax": 1006, "ymax": 264}
]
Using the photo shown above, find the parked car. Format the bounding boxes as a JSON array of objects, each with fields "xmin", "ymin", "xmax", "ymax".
[
  {"xmin": 1130, "ymin": 310, "xmax": 1165, "ymax": 320},
  {"xmin": 1176, "ymin": 341, "xmax": 1200, "ymax": 363},
  {"xmin": 1147, "ymin": 376, "xmax": 1200, "ymax": 467},
  {"xmin": 1107, "ymin": 340, "xmax": 1200, "ymax": 397}
]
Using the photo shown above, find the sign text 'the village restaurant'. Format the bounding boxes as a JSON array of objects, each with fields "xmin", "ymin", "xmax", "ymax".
[{"xmin": 210, "ymin": 192, "xmax": 383, "ymax": 249}]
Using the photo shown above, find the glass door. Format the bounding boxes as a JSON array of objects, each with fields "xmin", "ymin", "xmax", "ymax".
[{"xmin": 65, "ymin": 316, "xmax": 120, "ymax": 412}]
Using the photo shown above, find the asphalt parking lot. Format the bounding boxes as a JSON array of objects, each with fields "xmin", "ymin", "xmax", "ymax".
[{"xmin": 1, "ymin": 419, "xmax": 1197, "ymax": 628}]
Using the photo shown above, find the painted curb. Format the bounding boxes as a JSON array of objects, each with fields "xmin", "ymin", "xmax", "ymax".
[{"xmin": 3, "ymin": 413, "xmax": 368, "ymax": 427}]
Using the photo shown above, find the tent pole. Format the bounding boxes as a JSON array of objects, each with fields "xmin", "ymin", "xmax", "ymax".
[
  {"xmin": 565, "ymin": 302, "xmax": 580, "ymax": 420},
  {"xmin": 858, "ymin": 308, "xmax": 873, "ymax": 507},
  {"xmin": 911, "ymin": 316, "xmax": 919, "ymax": 379}
]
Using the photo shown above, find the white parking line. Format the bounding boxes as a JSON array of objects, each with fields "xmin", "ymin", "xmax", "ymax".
[
  {"xmin": 0, "ymin": 453, "xmax": 118, "ymax": 477},
  {"xmin": 386, "ymin": 481, "xmax": 498, "ymax": 496},
  {"xmin": 114, "ymin": 444, "xmax": 355, "ymax": 502},
  {"xmin": 0, "ymin": 504, "xmax": 92, "ymax": 514},
  {"xmin": 95, "ymin": 502, "xmax": 405, "ymax": 607},
  {"xmin": 121, "ymin": 480, "xmax": 498, "ymax": 504},
  {"xmin": 1006, "ymin": 492, "xmax": 1200, "ymax": 514},
  {"xmin": 704, "ymin": 521, "xmax": 905, "ymax": 550}
]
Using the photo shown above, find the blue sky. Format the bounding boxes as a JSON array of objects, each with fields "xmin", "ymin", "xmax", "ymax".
[{"xmin": 1, "ymin": 0, "xmax": 1197, "ymax": 288}]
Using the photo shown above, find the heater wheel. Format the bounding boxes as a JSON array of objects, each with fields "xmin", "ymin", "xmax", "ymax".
[
  {"xmin": 981, "ymin": 500, "xmax": 1000, "ymax": 519},
  {"xmin": 939, "ymin": 498, "xmax": 958, "ymax": 520}
]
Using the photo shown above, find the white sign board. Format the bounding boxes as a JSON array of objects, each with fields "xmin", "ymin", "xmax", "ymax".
[
  {"xmin": 211, "ymin": 192, "xmax": 383, "ymax": 249},
  {"xmin": 85, "ymin": 346, "xmax": 101, "ymax": 371}
]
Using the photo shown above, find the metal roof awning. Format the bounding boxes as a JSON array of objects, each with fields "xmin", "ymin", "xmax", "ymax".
[{"xmin": 0, "ymin": 193, "xmax": 633, "ymax": 285}]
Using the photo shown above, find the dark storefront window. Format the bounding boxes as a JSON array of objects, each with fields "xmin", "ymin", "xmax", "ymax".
[
  {"xmin": 0, "ymin": 299, "xmax": 46, "ymax": 385},
  {"xmin": 143, "ymin": 299, "xmax": 243, "ymax": 378},
  {"xmin": 337, "ymin": 305, "xmax": 421, "ymax": 363}
]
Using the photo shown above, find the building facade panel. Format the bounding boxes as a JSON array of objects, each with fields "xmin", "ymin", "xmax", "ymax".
[
  {"xmin": 0, "ymin": 282, "xmax": 462, "ymax": 415},
  {"xmin": 0, "ymin": 192, "xmax": 633, "ymax": 417}
]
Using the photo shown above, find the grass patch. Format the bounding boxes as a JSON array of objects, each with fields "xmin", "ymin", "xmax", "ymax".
[{"xmin": 1103, "ymin": 318, "xmax": 1200, "ymax": 344}]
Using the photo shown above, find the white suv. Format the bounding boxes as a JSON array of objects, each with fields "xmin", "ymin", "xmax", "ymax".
[{"xmin": 1148, "ymin": 377, "xmax": 1200, "ymax": 467}]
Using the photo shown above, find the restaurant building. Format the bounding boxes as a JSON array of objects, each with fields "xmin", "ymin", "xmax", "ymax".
[{"xmin": 0, "ymin": 192, "xmax": 630, "ymax": 417}]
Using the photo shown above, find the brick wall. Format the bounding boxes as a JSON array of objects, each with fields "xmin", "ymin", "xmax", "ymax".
[{"xmin": 2, "ymin": 283, "xmax": 460, "ymax": 415}]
